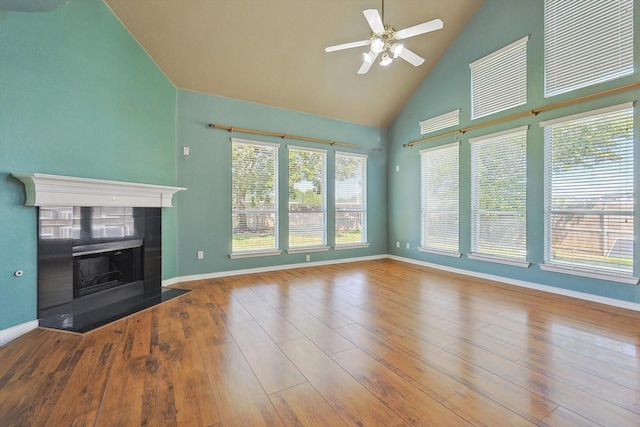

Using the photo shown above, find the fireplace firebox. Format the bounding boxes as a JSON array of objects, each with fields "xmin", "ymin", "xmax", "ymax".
[{"xmin": 73, "ymin": 239, "xmax": 143, "ymax": 298}]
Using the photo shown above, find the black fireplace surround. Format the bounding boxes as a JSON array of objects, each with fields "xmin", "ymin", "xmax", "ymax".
[{"xmin": 38, "ymin": 206, "xmax": 187, "ymax": 332}]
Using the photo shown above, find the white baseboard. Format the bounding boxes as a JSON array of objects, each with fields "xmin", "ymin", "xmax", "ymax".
[
  {"xmin": 388, "ymin": 255, "xmax": 640, "ymax": 313},
  {"xmin": 0, "ymin": 320, "xmax": 39, "ymax": 347},
  {"xmin": 164, "ymin": 254, "xmax": 388, "ymax": 286}
]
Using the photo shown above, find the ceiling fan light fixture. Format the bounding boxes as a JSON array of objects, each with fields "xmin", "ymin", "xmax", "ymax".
[
  {"xmin": 380, "ymin": 53, "xmax": 393, "ymax": 66},
  {"xmin": 370, "ymin": 37, "xmax": 385, "ymax": 54},
  {"xmin": 391, "ymin": 43, "xmax": 404, "ymax": 58}
]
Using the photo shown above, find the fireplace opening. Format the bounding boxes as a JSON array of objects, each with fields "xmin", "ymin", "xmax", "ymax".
[{"xmin": 73, "ymin": 239, "xmax": 143, "ymax": 298}]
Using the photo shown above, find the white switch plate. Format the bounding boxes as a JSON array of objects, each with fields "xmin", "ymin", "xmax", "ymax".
[
  {"xmin": 396, "ymin": 165, "xmax": 400, "ymax": 172},
  {"xmin": 197, "ymin": 250, "xmax": 204, "ymax": 259},
  {"xmin": 305, "ymin": 255, "xmax": 310, "ymax": 262},
  {"xmin": 396, "ymin": 241, "xmax": 400, "ymax": 248},
  {"xmin": 183, "ymin": 147, "xmax": 191, "ymax": 156},
  {"xmin": 406, "ymin": 243, "xmax": 410, "ymax": 250}
]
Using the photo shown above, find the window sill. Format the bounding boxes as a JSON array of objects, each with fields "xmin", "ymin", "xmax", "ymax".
[
  {"xmin": 418, "ymin": 247, "xmax": 461, "ymax": 258},
  {"xmin": 540, "ymin": 263, "xmax": 639, "ymax": 285},
  {"xmin": 287, "ymin": 246, "xmax": 330, "ymax": 254},
  {"xmin": 468, "ymin": 253, "xmax": 530, "ymax": 268},
  {"xmin": 334, "ymin": 243, "xmax": 370, "ymax": 251},
  {"xmin": 229, "ymin": 250, "xmax": 282, "ymax": 259}
]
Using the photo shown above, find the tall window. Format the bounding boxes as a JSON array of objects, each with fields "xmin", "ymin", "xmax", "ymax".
[
  {"xmin": 231, "ymin": 139, "xmax": 279, "ymax": 254},
  {"xmin": 541, "ymin": 104, "xmax": 634, "ymax": 281},
  {"xmin": 470, "ymin": 36, "xmax": 528, "ymax": 119},
  {"xmin": 470, "ymin": 127, "xmax": 527, "ymax": 263},
  {"xmin": 544, "ymin": 0, "xmax": 634, "ymax": 97},
  {"xmin": 288, "ymin": 146, "xmax": 327, "ymax": 249},
  {"xmin": 420, "ymin": 142, "xmax": 459, "ymax": 255},
  {"xmin": 335, "ymin": 152, "xmax": 367, "ymax": 246}
]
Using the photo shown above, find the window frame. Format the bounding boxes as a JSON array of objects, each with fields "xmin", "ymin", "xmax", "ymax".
[
  {"xmin": 230, "ymin": 138, "xmax": 281, "ymax": 259},
  {"xmin": 419, "ymin": 141, "xmax": 461, "ymax": 257},
  {"xmin": 469, "ymin": 126, "xmax": 529, "ymax": 267},
  {"xmin": 334, "ymin": 151, "xmax": 369, "ymax": 249},
  {"xmin": 470, "ymin": 36, "xmax": 529, "ymax": 120},
  {"xmin": 540, "ymin": 103, "xmax": 636, "ymax": 283},
  {"xmin": 544, "ymin": 0, "xmax": 634, "ymax": 98},
  {"xmin": 287, "ymin": 145, "xmax": 329, "ymax": 253}
]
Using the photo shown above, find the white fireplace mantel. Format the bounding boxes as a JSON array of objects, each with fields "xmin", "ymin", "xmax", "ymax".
[{"xmin": 12, "ymin": 173, "xmax": 186, "ymax": 208}]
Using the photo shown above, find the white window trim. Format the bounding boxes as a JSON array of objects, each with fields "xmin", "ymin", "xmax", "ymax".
[
  {"xmin": 420, "ymin": 141, "xmax": 460, "ymax": 254},
  {"xmin": 334, "ymin": 243, "xmax": 371, "ymax": 251},
  {"xmin": 468, "ymin": 253, "xmax": 531, "ymax": 268},
  {"xmin": 539, "ymin": 102, "xmax": 635, "ymax": 128},
  {"xmin": 469, "ymin": 125, "xmax": 529, "ymax": 143},
  {"xmin": 287, "ymin": 144, "xmax": 327, "ymax": 153},
  {"xmin": 287, "ymin": 246, "xmax": 330, "ymax": 254},
  {"xmin": 540, "ymin": 263, "xmax": 639, "ymax": 285},
  {"xmin": 231, "ymin": 138, "xmax": 279, "ymax": 255},
  {"xmin": 418, "ymin": 247, "xmax": 462, "ymax": 258},
  {"xmin": 335, "ymin": 151, "xmax": 368, "ymax": 247},
  {"xmin": 229, "ymin": 250, "xmax": 282, "ymax": 259}
]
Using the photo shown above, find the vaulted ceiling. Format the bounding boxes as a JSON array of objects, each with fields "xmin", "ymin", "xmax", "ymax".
[{"xmin": 104, "ymin": 0, "xmax": 483, "ymax": 127}]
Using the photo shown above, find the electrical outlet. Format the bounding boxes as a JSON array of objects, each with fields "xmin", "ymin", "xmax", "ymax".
[
  {"xmin": 197, "ymin": 250, "xmax": 204, "ymax": 259},
  {"xmin": 183, "ymin": 147, "xmax": 191, "ymax": 156},
  {"xmin": 406, "ymin": 243, "xmax": 410, "ymax": 250},
  {"xmin": 396, "ymin": 241, "xmax": 400, "ymax": 248},
  {"xmin": 396, "ymin": 165, "xmax": 400, "ymax": 172},
  {"xmin": 305, "ymin": 255, "xmax": 310, "ymax": 262}
]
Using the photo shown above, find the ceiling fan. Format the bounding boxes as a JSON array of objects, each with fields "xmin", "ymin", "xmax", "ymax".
[{"xmin": 325, "ymin": 5, "xmax": 443, "ymax": 74}]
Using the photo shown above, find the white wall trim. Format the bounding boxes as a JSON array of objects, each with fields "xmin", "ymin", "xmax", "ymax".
[
  {"xmin": 388, "ymin": 255, "xmax": 640, "ymax": 313},
  {"xmin": 0, "ymin": 320, "xmax": 39, "ymax": 348}
]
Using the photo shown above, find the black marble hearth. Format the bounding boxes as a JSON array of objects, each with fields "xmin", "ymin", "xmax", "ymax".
[{"xmin": 37, "ymin": 206, "xmax": 188, "ymax": 333}]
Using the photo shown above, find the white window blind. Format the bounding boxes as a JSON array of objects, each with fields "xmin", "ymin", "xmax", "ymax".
[
  {"xmin": 542, "ymin": 103, "xmax": 634, "ymax": 276},
  {"xmin": 288, "ymin": 146, "xmax": 327, "ymax": 249},
  {"xmin": 420, "ymin": 142, "xmax": 459, "ymax": 254},
  {"xmin": 231, "ymin": 139, "xmax": 279, "ymax": 253},
  {"xmin": 470, "ymin": 127, "xmax": 527, "ymax": 261},
  {"xmin": 419, "ymin": 109, "xmax": 460, "ymax": 135},
  {"xmin": 544, "ymin": 0, "xmax": 634, "ymax": 97},
  {"xmin": 335, "ymin": 152, "xmax": 367, "ymax": 246},
  {"xmin": 470, "ymin": 36, "xmax": 528, "ymax": 119}
]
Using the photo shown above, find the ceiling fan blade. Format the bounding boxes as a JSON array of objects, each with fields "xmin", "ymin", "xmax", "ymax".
[
  {"xmin": 325, "ymin": 39, "xmax": 371, "ymax": 53},
  {"xmin": 395, "ymin": 18, "xmax": 443, "ymax": 40},
  {"xmin": 357, "ymin": 52, "xmax": 379, "ymax": 74},
  {"xmin": 398, "ymin": 47, "xmax": 425, "ymax": 67},
  {"xmin": 363, "ymin": 9, "xmax": 385, "ymax": 35}
]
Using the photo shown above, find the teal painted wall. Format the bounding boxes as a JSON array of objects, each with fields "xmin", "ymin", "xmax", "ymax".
[
  {"xmin": 388, "ymin": 0, "xmax": 640, "ymax": 303},
  {"xmin": 175, "ymin": 90, "xmax": 387, "ymax": 276},
  {"xmin": 0, "ymin": 0, "xmax": 177, "ymax": 330}
]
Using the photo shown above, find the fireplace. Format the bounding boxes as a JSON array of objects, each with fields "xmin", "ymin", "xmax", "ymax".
[
  {"xmin": 12, "ymin": 173, "xmax": 186, "ymax": 332},
  {"xmin": 73, "ymin": 239, "xmax": 143, "ymax": 298}
]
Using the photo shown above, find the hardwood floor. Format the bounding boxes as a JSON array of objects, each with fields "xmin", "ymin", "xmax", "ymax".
[{"xmin": 1, "ymin": 259, "xmax": 639, "ymax": 426}]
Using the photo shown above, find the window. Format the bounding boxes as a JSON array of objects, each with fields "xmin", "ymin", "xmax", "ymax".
[
  {"xmin": 470, "ymin": 127, "xmax": 528, "ymax": 264},
  {"xmin": 544, "ymin": 0, "xmax": 634, "ymax": 97},
  {"xmin": 470, "ymin": 36, "xmax": 528, "ymax": 119},
  {"xmin": 288, "ymin": 146, "xmax": 327, "ymax": 250},
  {"xmin": 231, "ymin": 139, "xmax": 279, "ymax": 255},
  {"xmin": 335, "ymin": 152, "xmax": 367, "ymax": 247},
  {"xmin": 420, "ymin": 109, "xmax": 460, "ymax": 135},
  {"xmin": 420, "ymin": 142, "xmax": 459, "ymax": 255},
  {"xmin": 541, "ymin": 104, "xmax": 634, "ymax": 282}
]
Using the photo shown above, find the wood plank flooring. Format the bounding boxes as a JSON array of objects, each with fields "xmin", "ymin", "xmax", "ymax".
[{"xmin": 1, "ymin": 259, "xmax": 639, "ymax": 426}]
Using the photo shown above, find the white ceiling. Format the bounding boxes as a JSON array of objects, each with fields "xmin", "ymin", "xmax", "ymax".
[{"xmin": 104, "ymin": 0, "xmax": 483, "ymax": 128}]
